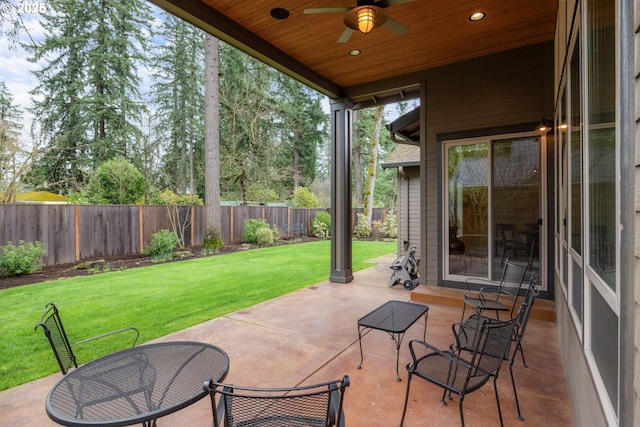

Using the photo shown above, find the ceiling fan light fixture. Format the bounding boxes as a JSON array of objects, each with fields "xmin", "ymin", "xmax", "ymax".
[
  {"xmin": 357, "ymin": 6, "xmax": 376, "ymax": 33},
  {"xmin": 469, "ymin": 12, "xmax": 485, "ymax": 21},
  {"xmin": 344, "ymin": 5, "xmax": 387, "ymax": 34}
]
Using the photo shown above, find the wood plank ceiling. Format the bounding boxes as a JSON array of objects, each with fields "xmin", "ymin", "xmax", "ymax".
[{"xmin": 148, "ymin": 0, "xmax": 556, "ymax": 105}]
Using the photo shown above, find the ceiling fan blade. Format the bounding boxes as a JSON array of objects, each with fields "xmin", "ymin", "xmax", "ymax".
[
  {"xmin": 376, "ymin": 0, "xmax": 416, "ymax": 7},
  {"xmin": 337, "ymin": 28, "xmax": 354, "ymax": 44},
  {"xmin": 383, "ymin": 17, "xmax": 408, "ymax": 36},
  {"xmin": 303, "ymin": 7, "xmax": 351, "ymax": 14}
]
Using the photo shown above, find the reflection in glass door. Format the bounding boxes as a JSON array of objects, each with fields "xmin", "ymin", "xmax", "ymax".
[{"xmin": 446, "ymin": 136, "xmax": 541, "ymax": 281}]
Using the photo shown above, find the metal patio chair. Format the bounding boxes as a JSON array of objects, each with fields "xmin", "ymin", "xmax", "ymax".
[
  {"xmin": 461, "ymin": 259, "xmax": 528, "ymax": 320},
  {"xmin": 205, "ymin": 375, "xmax": 350, "ymax": 427},
  {"xmin": 35, "ymin": 302, "xmax": 139, "ymax": 374},
  {"xmin": 454, "ymin": 273, "xmax": 540, "ymax": 420},
  {"xmin": 399, "ymin": 316, "xmax": 518, "ymax": 427}
]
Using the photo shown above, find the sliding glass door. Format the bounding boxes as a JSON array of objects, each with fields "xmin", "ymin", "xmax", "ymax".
[{"xmin": 445, "ymin": 135, "xmax": 541, "ymax": 282}]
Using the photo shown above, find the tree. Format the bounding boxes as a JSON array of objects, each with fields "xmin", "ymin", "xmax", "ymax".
[
  {"xmin": 218, "ymin": 44, "xmax": 276, "ymax": 202},
  {"xmin": 362, "ymin": 105, "xmax": 385, "ymax": 225},
  {"xmin": 85, "ymin": 157, "xmax": 144, "ymax": 204},
  {"xmin": 0, "ymin": 0, "xmax": 37, "ymax": 46},
  {"xmin": 203, "ymin": 33, "xmax": 223, "ymax": 250},
  {"xmin": 152, "ymin": 13, "xmax": 205, "ymax": 195},
  {"xmin": 292, "ymin": 186, "xmax": 320, "ymax": 208},
  {"xmin": 26, "ymin": 0, "xmax": 154, "ymax": 194},
  {"xmin": 273, "ymin": 75, "xmax": 327, "ymax": 193},
  {"xmin": 0, "ymin": 81, "xmax": 35, "ymax": 203}
]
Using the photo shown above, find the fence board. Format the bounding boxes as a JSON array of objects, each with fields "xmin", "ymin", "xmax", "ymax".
[{"xmin": 0, "ymin": 205, "xmax": 391, "ymax": 266}]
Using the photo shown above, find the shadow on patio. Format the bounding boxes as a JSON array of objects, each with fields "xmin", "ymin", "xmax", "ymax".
[{"xmin": 0, "ymin": 254, "xmax": 572, "ymax": 426}]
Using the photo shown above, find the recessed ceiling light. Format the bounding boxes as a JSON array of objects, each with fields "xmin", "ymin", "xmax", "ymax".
[
  {"xmin": 469, "ymin": 12, "xmax": 486, "ymax": 21},
  {"xmin": 348, "ymin": 49, "xmax": 361, "ymax": 56},
  {"xmin": 270, "ymin": 8, "xmax": 290, "ymax": 20}
]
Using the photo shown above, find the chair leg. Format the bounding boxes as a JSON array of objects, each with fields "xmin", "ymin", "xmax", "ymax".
[
  {"xmin": 458, "ymin": 395, "xmax": 465, "ymax": 427},
  {"xmin": 510, "ymin": 358, "xmax": 524, "ymax": 421},
  {"xmin": 493, "ymin": 377, "xmax": 505, "ymax": 427},
  {"xmin": 398, "ymin": 372, "xmax": 413, "ymax": 427},
  {"xmin": 516, "ymin": 342, "xmax": 528, "ymax": 367}
]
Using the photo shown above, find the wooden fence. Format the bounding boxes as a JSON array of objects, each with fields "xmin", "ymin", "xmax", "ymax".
[{"xmin": 0, "ymin": 204, "xmax": 391, "ymax": 266}]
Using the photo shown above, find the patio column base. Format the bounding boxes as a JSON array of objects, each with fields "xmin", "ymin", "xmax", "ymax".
[{"xmin": 330, "ymin": 269, "xmax": 353, "ymax": 283}]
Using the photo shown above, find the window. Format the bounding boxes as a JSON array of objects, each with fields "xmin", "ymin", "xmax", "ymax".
[{"xmin": 555, "ymin": 0, "xmax": 619, "ymax": 422}]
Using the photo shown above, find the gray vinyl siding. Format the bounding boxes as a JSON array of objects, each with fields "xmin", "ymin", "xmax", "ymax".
[
  {"xmin": 631, "ymin": 0, "xmax": 640, "ymax": 422},
  {"xmin": 395, "ymin": 166, "xmax": 420, "ymax": 260},
  {"xmin": 407, "ymin": 169, "xmax": 421, "ymax": 260}
]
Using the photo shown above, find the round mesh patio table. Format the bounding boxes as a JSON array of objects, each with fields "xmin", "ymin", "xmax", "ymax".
[{"xmin": 46, "ymin": 341, "xmax": 229, "ymax": 427}]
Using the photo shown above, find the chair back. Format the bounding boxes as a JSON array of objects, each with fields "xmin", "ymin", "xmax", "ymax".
[
  {"xmin": 513, "ymin": 272, "xmax": 539, "ymax": 343},
  {"xmin": 206, "ymin": 376, "xmax": 350, "ymax": 427},
  {"xmin": 34, "ymin": 303, "xmax": 77, "ymax": 374},
  {"xmin": 467, "ymin": 316, "xmax": 518, "ymax": 381},
  {"xmin": 499, "ymin": 261, "xmax": 528, "ymax": 316}
]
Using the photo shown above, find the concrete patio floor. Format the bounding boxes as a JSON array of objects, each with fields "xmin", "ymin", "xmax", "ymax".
[{"xmin": 0, "ymin": 254, "xmax": 572, "ymax": 427}]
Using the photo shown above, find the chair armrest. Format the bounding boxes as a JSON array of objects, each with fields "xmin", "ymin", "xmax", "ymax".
[
  {"xmin": 451, "ymin": 318, "xmax": 485, "ymax": 353},
  {"xmin": 408, "ymin": 339, "xmax": 471, "ymax": 368},
  {"xmin": 71, "ymin": 326, "xmax": 139, "ymax": 349},
  {"xmin": 464, "ymin": 277, "xmax": 494, "ymax": 295}
]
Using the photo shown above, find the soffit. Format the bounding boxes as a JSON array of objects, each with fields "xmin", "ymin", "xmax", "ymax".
[{"xmin": 148, "ymin": 0, "xmax": 556, "ymax": 102}]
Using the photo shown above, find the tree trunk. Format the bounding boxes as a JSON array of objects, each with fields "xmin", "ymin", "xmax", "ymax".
[
  {"xmin": 363, "ymin": 105, "xmax": 384, "ymax": 226},
  {"xmin": 203, "ymin": 33, "xmax": 223, "ymax": 249}
]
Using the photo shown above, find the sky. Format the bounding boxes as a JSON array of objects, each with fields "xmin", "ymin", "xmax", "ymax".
[{"xmin": 0, "ymin": 9, "xmax": 45, "ymax": 134}]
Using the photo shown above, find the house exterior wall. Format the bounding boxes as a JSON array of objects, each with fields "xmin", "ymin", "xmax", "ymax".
[
  {"xmin": 550, "ymin": 0, "xmax": 636, "ymax": 425},
  {"xmin": 418, "ymin": 42, "xmax": 554, "ymax": 285},
  {"xmin": 555, "ymin": 278, "xmax": 608, "ymax": 426},
  {"xmin": 633, "ymin": 0, "xmax": 640, "ymax": 423},
  {"xmin": 395, "ymin": 166, "xmax": 421, "ymax": 259}
]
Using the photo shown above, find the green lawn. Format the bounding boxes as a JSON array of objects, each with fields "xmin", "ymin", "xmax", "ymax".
[{"xmin": 0, "ymin": 239, "xmax": 395, "ymax": 391}]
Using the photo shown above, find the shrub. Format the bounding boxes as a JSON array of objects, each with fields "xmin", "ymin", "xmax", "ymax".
[
  {"xmin": 271, "ymin": 225, "xmax": 282, "ymax": 243},
  {"xmin": 312, "ymin": 212, "xmax": 331, "ymax": 239},
  {"xmin": 382, "ymin": 212, "xmax": 398, "ymax": 238},
  {"xmin": 292, "ymin": 186, "xmax": 320, "ymax": 208},
  {"xmin": 353, "ymin": 213, "xmax": 371, "ymax": 239},
  {"xmin": 144, "ymin": 230, "xmax": 179, "ymax": 258},
  {"xmin": 255, "ymin": 227, "xmax": 274, "ymax": 246},
  {"xmin": 151, "ymin": 189, "xmax": 203, "ymax": 206},
  {"xmin": 242, "ymin": 219, "xmax": 270, "ymax": 243},
  {"xmin": 0, "ymin": 240, "xmax": 45, "ymax": 277},
  {"xmin": 85, "ymin": 157, "xmax": 145, "ymax": 204},
  {"xmin": 371, "ymin": 220, "xmax": 384, "ymax": 240}
]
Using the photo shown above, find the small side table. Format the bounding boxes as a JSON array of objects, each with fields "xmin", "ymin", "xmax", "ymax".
[{"xmin": 357, "ymin": 300, "xmax": 429, "ymax": 381}]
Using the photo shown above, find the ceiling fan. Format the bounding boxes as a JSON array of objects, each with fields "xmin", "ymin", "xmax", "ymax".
[{"xmin": 303, "ymin": 0, "xmax": 416, "ymax": 44}]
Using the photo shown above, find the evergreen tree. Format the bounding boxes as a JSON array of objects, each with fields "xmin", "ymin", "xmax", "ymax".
[
  {"xmin": 273, "ymin": 75, "xmax": 327, "ymax": 195},
  {"xmin": 151, "ymin": 13, "xmax": 205, "ymax": 194},
  {"xmin": 26, "ymin": 0, "xmax": 154, "ymax": 193},
  {"xmin": 84, "ymin": 0, "xmax": 153, "ymax": 162}
]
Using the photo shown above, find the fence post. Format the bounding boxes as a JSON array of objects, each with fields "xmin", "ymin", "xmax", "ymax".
[
  {"xmin": 191, "ymin": 206, "xmax": 195, "ymax": 246},
  {"xmin": 230, "ymin": 206, "xmax": 234, "ymax": 242},
  {"xmin": 139, "ymin": 205, "xmax": 144, "ymax": 254},
  {"xmin": 75, "ymin": 205, "xmax": 80, "ymax": 261}
]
